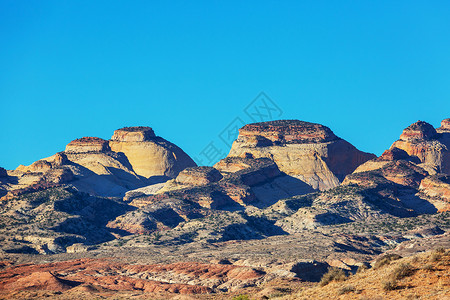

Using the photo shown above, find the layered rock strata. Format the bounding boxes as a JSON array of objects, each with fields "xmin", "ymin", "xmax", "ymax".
[{"xmin": 226, "ymin": 120, "xmax": 375, "ymax": 190}]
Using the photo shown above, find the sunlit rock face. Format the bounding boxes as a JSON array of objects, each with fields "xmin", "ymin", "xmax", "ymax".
[
  {"xmin": 109, "ymin": 126, "xmax": 196, "ymax": 179},
  {"xmin": 391, "ymin": 120, "xmax": 450, "ymax": 174},
  {"xmin": 65, "ymin": 137, "xmax": 110, "ymax": 153},
  {"xmin": 226, "ymin": 120, "xmax": 375, "ymax": 191}
]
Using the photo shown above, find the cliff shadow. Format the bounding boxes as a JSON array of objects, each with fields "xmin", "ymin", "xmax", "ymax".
[{"xmin": 251, "ymin": 174, "xmax": 315, "ymax": 209}]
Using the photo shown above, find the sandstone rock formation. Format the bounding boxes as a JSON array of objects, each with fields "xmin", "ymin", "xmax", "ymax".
[
  {"xmin": 109, "ymin": 126, "xmax": 196, "ymax": 178},
  {"xmin": 391, "ymin": 120, "xmax": 450, "ymax": 174},
  {"xmin": 419, "ymin": 175, "xmax": 450, "ymax": 212},
  {"xmin": 226, "ymin": 120, "xmax": 375, "ymax": 190},
  {"xmin": 130, "ymin": 157, "xmax": 314, "ymax": 210},
  {"xmin": 158, "ymin": 166, "xmax": 223, "ymax": 193},
  {"xmin": 4, "ymin": 126, "xmax": 196, "ymax": 197},
  {"xmin": 65, "ymin": 137, "xmax": 110, "ymax": 153},
  {"xmin": 438, "ymin": 118, "xmax": 450, "ymax": 132}
]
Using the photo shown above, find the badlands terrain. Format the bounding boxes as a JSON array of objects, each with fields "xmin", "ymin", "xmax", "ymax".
[{"xmin": 0, "ymin": 119, "xmax": 449, "ymax": 299}]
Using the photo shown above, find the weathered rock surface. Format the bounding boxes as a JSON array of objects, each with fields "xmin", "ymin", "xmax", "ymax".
[
  {"xmin": 132, "ymin": 158, "xmax": 312, "ymax": 210},
  {"xmin": 158, "ymin": 166, "xmax": 223, "ymax": 193},
  {"xmin": 109, "ymin": 126, "xmax": 196, "ymax": 178},
  {"xmin": 438, "ymin": 118, "xmax": 450, "ymax": 132},
  {"xmin": 65, "ymin": 137, "xmax": 110, "ymax": 153},
  {"xmin": 419, "ymin": 175, "xmax": 450, "ymax": 212},
  {"xmin": 399, "ymin": 120, "xmax": 438, "ymax": 141},
  {"xmin": 4, "ymin": 126, "xmax": 197, "ymax": 197},
  {"xmin": 226, "ymin": 120, "xmax": 375, "ymax": 190},
  {"xmin": 0, "ymin": 258, "xmax": 265, "ymax": 296},
  {"xmin": 391, "ymin": 120, "xmax": 450, "ymax": 174},
  {"xmin": 111, "ymin": 126, "xmax": 156, "ymax": 142}
]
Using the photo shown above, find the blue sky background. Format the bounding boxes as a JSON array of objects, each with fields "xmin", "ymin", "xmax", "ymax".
[{"xmin": 1, "ymin": 1, "xmax": 449, "ymax": 169}]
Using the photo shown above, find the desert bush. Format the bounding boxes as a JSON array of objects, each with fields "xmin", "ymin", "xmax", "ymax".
[
  {"xmin": 430, "ymin": 252, "xmax": 442, "ymax": 262},
  {"xmin": 319, "ymin": 267, "xmax": 347, "ymax": 286},
  {"xmin": 391, "ymin": 263, "xmax": 415, "ymax": 280},
  {"xmin": 434, "ymin": 247, "xmax": 445, "ymax": 254},
  {"xmin": 373, "ymin": 253, "xmax": 402, "ymax": 269},
  {"xmin": 382, "ymin": 279, "xmax": 397, "ymax": 291},
  {"xmin": 356, "ymin": 263, "xmax": 369, "ymax": 273},
  {"xmin": 338, "ymin": 285, "xmax": 355, "ymax": 295},
  {"xmin": 232, "ymin": 295, "xmax": 250, "ymax": 300}
]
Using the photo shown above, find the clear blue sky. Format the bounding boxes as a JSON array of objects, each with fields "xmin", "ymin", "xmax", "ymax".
[{"xmin": 1, "ymin": 1, "xmax": 449, "ymax": 169}]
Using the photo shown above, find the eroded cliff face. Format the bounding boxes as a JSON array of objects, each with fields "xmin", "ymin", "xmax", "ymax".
[
  {"xmin": 346, "ymin": 118, "xmax": 450, "ymax": 213},
  {"xmin": 391, "ymin": 120, "xmax": 450, "ymax": 174},
  {"xmin": 226, "ymin": 120, "xmax": 375, "ymax": 190},
  {"xmin": 109, "ymin": 126, "xmax": 196, "ymax": 178}
]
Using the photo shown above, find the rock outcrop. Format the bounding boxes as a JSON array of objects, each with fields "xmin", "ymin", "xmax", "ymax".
[
  {"xmin": 65, "ymin": 137, "xmax": 110, "ymax": 153},
  {"xmin": 6, "ymin": 126, "xmax": 196, "ymax": 197},
  {"xmin": 174, "ymin": 166, "xmax": 223, "ymax": 186},
  {"xmin": 437, "ymin": 118, "xmax": 450, "ymax": 132},
  {"xmin": 419, "ymin": 175, "xmax": 450, "ymax": 212},
  {"xmin": 131, "ymin": 157, "xmax": 312, "ymax": 209},
  {"xmin": 391, "ymin": 120, "xmax": 450, "ymax": 174},
  {"xmin": 109, "ymin": 126, "xmax": 196, "ymax": 178},
  {"xmin": 0, "ymin": 167, "xmax": 7, "ymax": 178},
  {"xmin": 226, "ymin": 120, "xmax": 375, "ymax": 190},
  {"xmin": 398, "ymin": 121, "xmax": 437, "ymax": 141}
]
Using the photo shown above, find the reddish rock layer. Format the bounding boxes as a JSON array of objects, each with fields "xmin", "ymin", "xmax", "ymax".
[
  {"xmin": 65, "ymin": 137, "xmax": 110, "ymax": 153},
  {"xmin": 111, "ymin": 126, "xmax": 156, "ymax": 142},
  {"xmin": 399, "ymin": 121, "xmax": 437, "ymax": 141},
  {"xmin": 378, "ymin": 147, "xmax": 410, "ymax": 161},
  {"xmin": 238, "ymin": 120, "xmax": 338, "ymax": 144},
  {"xmin": 0, "ymin": 258, "xmax": 265, "ymax": 295},
  {"xmin": 438, "ymin": 118, "xmax": 450, "ymax": 132}
]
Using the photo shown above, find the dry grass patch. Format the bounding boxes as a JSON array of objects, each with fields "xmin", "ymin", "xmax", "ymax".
[
  {"xmin": 319, "ymin": 267, "xmax": 347, "ymax": 286},
  {"xmin": 373, "ymin": 253, "xmax": 402, "ymax": 269}
]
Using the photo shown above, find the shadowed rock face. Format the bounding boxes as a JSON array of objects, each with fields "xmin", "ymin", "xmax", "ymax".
[
  {"xmin": 0, "ymin": 167, "xmax": 7, "ymax": 177},
  {"xmin": 227, "ymin": 120, "xmax": 375, "ymax": 190},
  {"xmin": 378, "ymin": 147, "xmax": 411, "ymax": 161}
]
